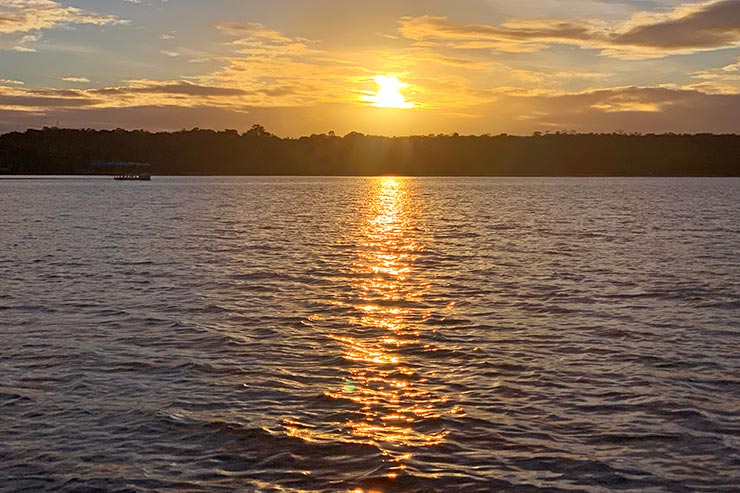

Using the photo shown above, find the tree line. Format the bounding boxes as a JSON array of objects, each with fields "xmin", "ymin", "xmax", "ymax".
[{"xmin": 0, "ymin": 126, "xmax": 738, "ymax": 176}]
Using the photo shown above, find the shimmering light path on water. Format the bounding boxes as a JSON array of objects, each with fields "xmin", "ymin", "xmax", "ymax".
[{"xmin": 1, "ymin": 177, "xmax": 739, "ymax": 492}]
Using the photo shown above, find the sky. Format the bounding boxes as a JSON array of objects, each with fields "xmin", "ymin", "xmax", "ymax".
[{"xmin": 1, "ymin": 0, "xmax": 740, "ymax": 136}]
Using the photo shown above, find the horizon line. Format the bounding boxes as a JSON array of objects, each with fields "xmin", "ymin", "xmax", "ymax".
[{"xmin": 4, "ymin": 126, "xmax": 740, "ymax": 139}]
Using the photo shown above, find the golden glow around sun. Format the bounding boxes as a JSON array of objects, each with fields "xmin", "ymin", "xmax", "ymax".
[{"xmin": 363, "ymin": 75, "xmax": 414, "ymax": 109}]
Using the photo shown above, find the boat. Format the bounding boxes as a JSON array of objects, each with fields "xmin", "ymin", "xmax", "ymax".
[
  {"xmin": 91, "ymin": 161, "xmax": 152, "ymax": 180},
  {"xmin": 114, "ymin": 173, "xmax": 151, "ymax": 181}
]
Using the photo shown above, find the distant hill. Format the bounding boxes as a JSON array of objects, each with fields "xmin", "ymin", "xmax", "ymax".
[{"xmin": 0, "ymin": 127, "xmax": 738, "ymax": 176}]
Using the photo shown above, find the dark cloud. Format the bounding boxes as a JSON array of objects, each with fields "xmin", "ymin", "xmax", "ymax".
[
  {"xmin": 494, "ymin": 86, "xmax": 740, "ymax": 134},
  {"xmin": 93, "ymin": 82, "xmax": 248, "ymax": 97},
  {"xmin": 400, "ymin": 0, "xmax": 740, "ymax": 58},
  {"xmin": 0, "ymin": 96, "xmax": 95, "ymax": 107},
  {"xmin": 1, "ymin": 87, "xmax": 739, "ymax": 136},
  {"xmin": 615, "ymin": 0, "xmax": 740, "ymax": 48},
  {"xmin": 0, "ymin": 93, "xmax": 97, "ymax": 107}
]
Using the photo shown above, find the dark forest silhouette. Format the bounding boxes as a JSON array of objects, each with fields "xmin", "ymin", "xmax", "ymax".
[{"xmin": 0, "ymin": 126, "xmax": 738, "ymax": 176}]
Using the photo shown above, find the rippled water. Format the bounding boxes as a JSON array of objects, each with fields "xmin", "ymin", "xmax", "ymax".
[{"xmin": 1, "ymin": 177, "xmax": 739, "ymax": 492}]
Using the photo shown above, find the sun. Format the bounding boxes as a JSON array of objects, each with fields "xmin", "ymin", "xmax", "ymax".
[{"xmin": 363, "ymin": 75, "xmax": 414, "ymax": 109}]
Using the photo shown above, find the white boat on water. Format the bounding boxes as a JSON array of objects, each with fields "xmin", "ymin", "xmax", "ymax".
[
  {"xmin": 114, "ymin": 173, "xmax": 151, "ymax": 181},
  {"xmin": 91, "ymin": 161, "xmax": 152, "ymax": 180}
]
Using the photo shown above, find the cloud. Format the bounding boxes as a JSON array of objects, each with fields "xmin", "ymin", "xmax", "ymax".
[
  {"xmin": 1, "ymin": 12, "xmax": 739, "ymax": 135},
  {"xmin": 0, "ymin": 0, "xmax": 124, "ymax": 52},
  {"xmin": 399, "ymin": 0, "xmax": 740, "ymax": 59},
  {"xmin": 615, "ymin": 0, "xmax": 740, "ymax": 48},
  {"xmin": 2, "ymin": 85, "xmax": 740, "ymax": 136},
  {"xmin": 61, "ymin": 76, "xmax": 90, "ymax": 83},
  {"xmin": 217, "ymin": 22, "xmax": 297, "ymax": 44},
  {"xmin": 0, "ymin": 0, "xmax": 124, "ymax": 34},
  {"xmin": 0, "ymin": 32, "xmax": 39, "ymax": 51},
  {"xmin": 6, "ymin": 16, "xmax": 375, "ymax": 113},
  {"xmin": 492, "ymin": 85, "xmax": 740, "ymax": 134},
  {"xmin": 205, "ymin": 21, "xmax": 372, "ymax": 107},
  {"xmin": 0, "ymin": 85, "xmax": 97, "ymax": 109},
  {"xmin": 581, "ymin": 85, "xmax": 689, "ymax": 112},
  {"xmin": 92, "ymin": 80, "xmax": 249, "ymax": 98},
  {"xmin": 0, "ymin": 80, "xmax": 253, "ymax": 113},
  {"xmin": 689, "ymin": 57, "xmax": 740, "ymax": 92},
  {"xmin": 210, "ymin": 20, "xmax": 516, "ymax": 110}
]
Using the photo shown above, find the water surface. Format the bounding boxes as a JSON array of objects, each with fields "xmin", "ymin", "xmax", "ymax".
[{"xmin": 1, "ymin": 177, "xmax": 739, "ymax": 492}]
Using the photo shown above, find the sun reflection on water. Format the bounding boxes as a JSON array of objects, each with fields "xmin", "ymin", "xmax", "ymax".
[
  {"xmin": 285, "ymin": 178, "xmax": 458, "ymax": 487},
  {"xmin": 325, "ymin": 177, "xmax": 451, "ymax": 480}
]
